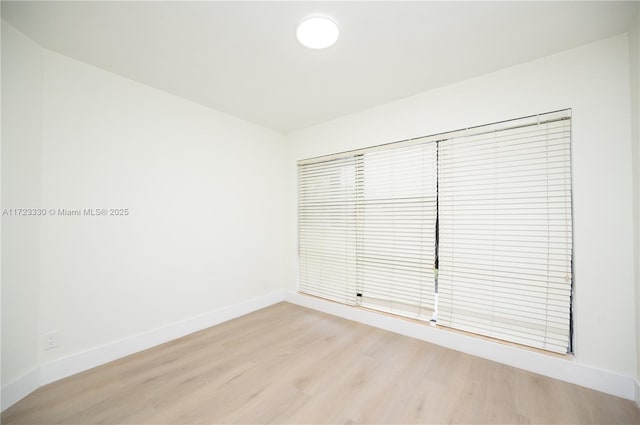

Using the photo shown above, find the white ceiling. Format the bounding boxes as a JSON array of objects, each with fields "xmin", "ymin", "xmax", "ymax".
[{"xmin": 2, "ymin": 1, "xmax": 637, "ymax": 133}]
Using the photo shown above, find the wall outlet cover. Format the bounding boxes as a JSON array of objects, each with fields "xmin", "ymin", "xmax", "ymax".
[{"xmin": 44, "ymin": 331, "xmax": 60, "ymax": 350}]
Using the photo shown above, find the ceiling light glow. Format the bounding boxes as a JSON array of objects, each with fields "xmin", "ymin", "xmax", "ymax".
[{"xmin": 296, "ymin": 17, "xmax": 339, "ymax": 49}]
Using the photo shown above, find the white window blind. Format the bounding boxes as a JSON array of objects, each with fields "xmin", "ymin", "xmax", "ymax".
[
  {"xmin": 298, "ymin": 142, "xmax": 438, "ymax": 320},
  {"xmin": 298, "ymin": 156, "xmax": 358, "ymax": 305},
  {"xmin": 437, "ymin": 111, "xmax": 572, "ymax": 353},
  {"xmin": 298, "ymin": 109, "xmax": 573, "ymax": 354},
  {"xmin": 358, "ymin": 143, "xmax": 437, "ymax": 320}
]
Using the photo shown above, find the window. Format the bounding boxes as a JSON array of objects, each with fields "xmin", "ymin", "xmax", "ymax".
[
  {"xmin": 357, "ymin": 143, "xmax": 437, "ymax": 320},
  {"xmin": 297, "ymin": 110, "xmax": 573, "ymax": 353},
  {"xmin": 298, "ymin": 156, "xmax": 358, "ymax": 304}
]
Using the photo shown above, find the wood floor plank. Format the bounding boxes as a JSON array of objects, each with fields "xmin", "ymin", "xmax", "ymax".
[{"xmin": 3, "ymin": 302, "xmax": 639, "ymax": 424}]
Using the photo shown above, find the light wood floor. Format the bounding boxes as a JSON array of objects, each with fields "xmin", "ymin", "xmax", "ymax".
[{"xmin": 3, "ymin": 302, "xmax": 639, "ymax": 424}]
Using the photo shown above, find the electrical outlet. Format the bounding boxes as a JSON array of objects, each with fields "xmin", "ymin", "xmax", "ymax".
[{"xmin": 44, "ymin": 331, "xmax": 60, "ymax": 350}]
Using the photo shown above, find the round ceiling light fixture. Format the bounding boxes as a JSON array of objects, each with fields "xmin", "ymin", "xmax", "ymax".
[{"xmin": 296, "ymin": 16, "xmax": 339, "ymax": 49}]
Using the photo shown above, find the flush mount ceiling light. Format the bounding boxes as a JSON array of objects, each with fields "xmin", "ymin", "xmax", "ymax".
[{"xmin": 296, "ymin": 16, "xmax": 339, "ymax": 49}]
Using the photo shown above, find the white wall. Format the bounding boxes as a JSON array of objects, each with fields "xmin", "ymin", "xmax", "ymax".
[
  {"xmin": 285, "ymin": 34, "xmax": 637, "ymax": 381},
  {"xmin": 630, "ymin": 3, "xmax": 640, "ymax": 400},
  {"xmin": 2, "ymin": 21, "xmax": 286, "ymax": 400},
  {"xmin": 1, "ymin": 22, "xmax": 43, "ymax": 390},
  {"xmin": 37, "ymin": 49, "xmax": 286, "ymax": 364}
]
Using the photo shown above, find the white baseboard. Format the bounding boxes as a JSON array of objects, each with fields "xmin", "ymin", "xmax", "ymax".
[
  {"xmin": 1, "ymin": 290, "xmax": 285, "ymax": 412},
  {"xmin": 285, "ymin": 291, "xmax": 637, "ymax": 402},
  {"xmin": 0, "ymin": 368, "xmax": 39, "ymax": 412},
  {"xmin": 635, "ymin": 378, "xmax": 640, "ymax": 408}
]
